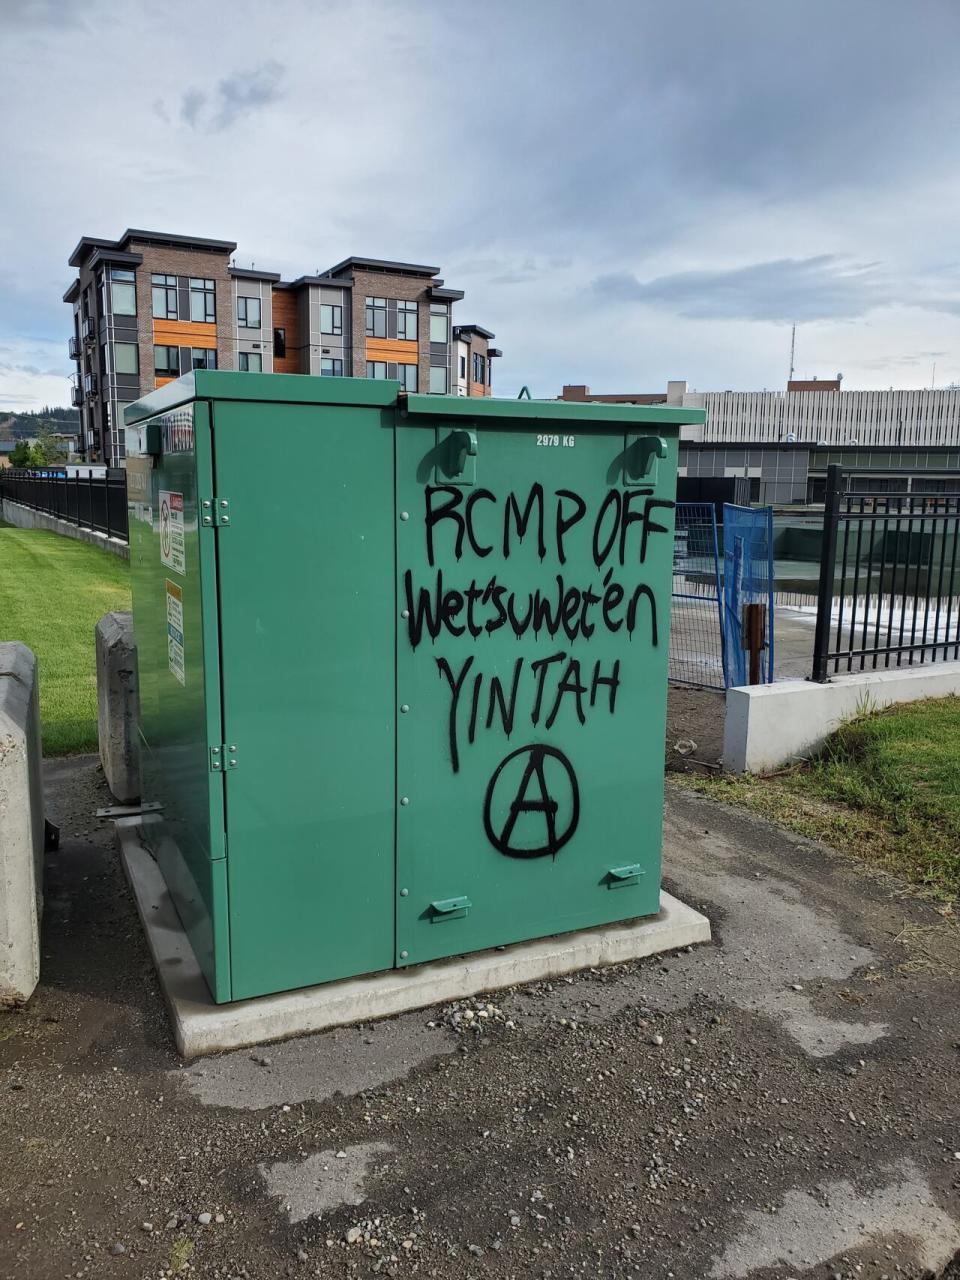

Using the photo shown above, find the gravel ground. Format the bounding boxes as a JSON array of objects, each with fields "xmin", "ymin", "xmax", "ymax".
[{"xmin": 1, "ymin": 755, "xmax": 958, "ymax": 1280}]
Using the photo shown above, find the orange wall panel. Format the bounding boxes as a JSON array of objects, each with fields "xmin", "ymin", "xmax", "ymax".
[
  {"xmin": 365, "ymin": 337, "xmax": 418, "ymax": 363},
  {"xmin": 272, "ymin": 289, "xmax": 301, "ymax": 374},
  {"xmin": 153, "ymin": 319, "xmax": 218, "ymax": 347}
]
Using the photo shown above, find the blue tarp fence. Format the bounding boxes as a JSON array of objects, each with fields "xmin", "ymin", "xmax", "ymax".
[{"xmin": 722, "ymin": 504, "xmax": 775, "ymax": 686}]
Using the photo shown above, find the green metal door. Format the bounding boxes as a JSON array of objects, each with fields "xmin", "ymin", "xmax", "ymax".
[
  {"xmin": 210, "ymin": 389, "xmax": 397, "ymax": 1000},
  {"xmin": 395, "ymin": 396, "xmax": 679, "ymax": 967}
]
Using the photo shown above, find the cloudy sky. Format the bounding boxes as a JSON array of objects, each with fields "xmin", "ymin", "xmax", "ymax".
[{"xmin": 3, "ymin": 0, "xmax": 960, "ymax": 409}]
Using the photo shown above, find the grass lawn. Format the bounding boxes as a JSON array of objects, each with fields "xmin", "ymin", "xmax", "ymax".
[
  {"xmin": 686, "ymin": 696, "xmax": 960, "ymax": 899},
  {"xmin": 1, "ymin": 526, "xmax": 130, "ymax": 754}
]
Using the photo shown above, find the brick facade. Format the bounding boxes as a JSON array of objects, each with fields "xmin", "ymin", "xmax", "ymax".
[
  {"xmin": 348, "ymin": 269, "xmax": 437, "ymax": 389},
  {"xmin": 128, "ymin": 240, "xmax": 235, "ymax": 386}
]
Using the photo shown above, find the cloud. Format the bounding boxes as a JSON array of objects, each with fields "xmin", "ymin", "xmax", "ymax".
[
  {"xmin": 179, "ymin": 61, "xmax": 285, "ymax": 132},
  {"xmin": 2, "ymin": 1, "xmax": 960, "ymax": 402},
  {"xmin": 179, "ymin": 87, "xmax": 207, "ymax": 129},
  {"xmin": 594, "ymin": 256, "xmax": 898, "ymax": 324},
  {"xmin": 3, "ymin": 0, "xmax": 87, "ymax": 28}
]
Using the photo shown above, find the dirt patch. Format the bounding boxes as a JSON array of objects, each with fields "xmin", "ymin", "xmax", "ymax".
[{"xmin": 666, "ymin": 684, "xmax": 725, "ymax": 775}]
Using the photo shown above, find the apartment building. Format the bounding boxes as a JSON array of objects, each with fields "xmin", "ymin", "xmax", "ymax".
[{"xmin": 65, "ymin": 229, "xmax": 500, "ymax": 463}]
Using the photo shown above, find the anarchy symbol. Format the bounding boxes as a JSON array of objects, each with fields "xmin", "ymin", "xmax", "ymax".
[{"xmin": 483, "ymin": 744, "xmax": 580, "ymax": 860}]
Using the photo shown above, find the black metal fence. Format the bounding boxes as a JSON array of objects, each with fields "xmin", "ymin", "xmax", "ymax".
[
  {"xmin": 812, "ymin": 464, "xmax": 960, "ymax": 680},
  {"xmin": 0, "ymin": 468, "xmax": 128, "ymax": 542}
]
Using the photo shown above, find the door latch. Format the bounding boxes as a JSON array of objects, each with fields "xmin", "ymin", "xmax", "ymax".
[
  {"xmin": 606, "ymin": 864, "xmax": 643, "ymax": 887},
  {"xmin": 429, "ymin": 895, "xmax": 472, "ymax": 921}
]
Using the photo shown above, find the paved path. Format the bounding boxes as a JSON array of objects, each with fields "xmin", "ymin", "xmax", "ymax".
[{"xmin": 1, "ymin": 758, "xmax": 958, "ymax": 1279}]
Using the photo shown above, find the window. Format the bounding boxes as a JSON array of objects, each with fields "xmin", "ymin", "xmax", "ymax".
[
  {"xmin": 238, "ymin": 351, "xmax": 262, "ymax": 372},
  {"xmin": 459, "ymin": 354, "xmax": 467, "ymax": 378},
  {"xmin": 154, "ymin": 345, "xmax": 179, "ymax": 377},
  {"xmin": 189, "ymin": 278, "xmax": 216, "ymax": 323},
  {"xmin": 321, "ymin": 357, "xmax": 344, "ymax": 377},
  {"xmin": 366, "ymin": 361, "xmax": 387, "ymax": 379},
  {"xmin": 274, "ymin": 327, "xmax": 286, "ymax": 358},
  {"xmin": 398, "ymin": 363, "xmax": 418, "ymax": 391},
  {"xmin": 429, "ymin": 304, "xmax": 448, "ymax": 344},
  {"xmin": 191, "ymin": 348, "xmax": 217, "ymax": 370},
  {"xmin": 321, "ymin": 304, "xmax": 343, "ymax": 336},
  {"xmin": 473, "ymin": 353, "xmax": 486, "ymax": 385},
  {"xmin": 397, "ymin": 300, "xmax": 418, "ymax": 340},
  {"xmin": 113, "ymin": 342, "xmax": 139, "ymax": 375},
  {"xmin": 151, "ymin": 274, "xmax": 178, "ymax": 320},
  {"xmin": 110, "ymin": 267, "xmax": 136, "ymax": 317},
  {"xmin": 237, "ymin": 295, "xmax": 261, "ymax": 328},
  {"xmin": 429, "ymin": 366, "xmax": 448, "ymax": 394},
  {"xmin": 365, "ymin": 297, "xmax": 386, "ymax": 338}
]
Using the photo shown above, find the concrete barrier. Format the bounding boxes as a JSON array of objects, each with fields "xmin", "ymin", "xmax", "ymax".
[
  {"xmin": 96, "ymin": 613, "xmax": 140, "ymax": 804},
  {"xmin": 0, "ymin": 498, "xmax": 129, "ymax": 560},
  {"xmin": 723, "ymin": 661, "xmax": 960, "ymax": 773},
  {"xmin": 0, "ymin": 643, "xmax": 44, "ymax": 1005}
]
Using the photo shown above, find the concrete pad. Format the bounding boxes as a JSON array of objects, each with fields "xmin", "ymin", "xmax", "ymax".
[
  {"xmin": 0, "ymin": 642, "xmax": 44, "ymax": 1005},
  {"xmin": 116, "ymin": 816, "xmax": 711, "ymax": 1059}
]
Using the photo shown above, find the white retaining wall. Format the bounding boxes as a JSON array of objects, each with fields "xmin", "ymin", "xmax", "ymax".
[
  {"xmin": 1, "ymin": 498, "xmax": 129, "ymax": 560},
  {"xmin": 0, "ymin": 643, "xmax": 44, "ymax": 1005},
  {"xmin": 723, "ymin": 662, "xmax": 960, "ymax": 774}
]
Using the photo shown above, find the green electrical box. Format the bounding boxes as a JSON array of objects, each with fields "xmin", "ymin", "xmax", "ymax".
[{"xmin": 124, "ymin": 372, "xmax": 705, "ymax": 1003}]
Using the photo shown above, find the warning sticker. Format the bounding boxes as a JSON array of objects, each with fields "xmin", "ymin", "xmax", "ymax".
[
  {"xmin": 159, "ymin": 490, "xmax": 185, "ymax": 575},
  {"xmin": 165, "ymin": 579, "xmax": 186, "ymax": 686}
]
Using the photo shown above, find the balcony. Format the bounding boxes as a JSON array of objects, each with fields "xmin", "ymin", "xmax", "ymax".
[
  {"xmin": 83, "ymin": 373, "xmax": 98, "ymax": 399},
  {"xmin": 70, "ymin": 386, "xmax": 83, "ymax": 407},
  {"xmin": 68, "ymin": 336, "xmax": 81, "ymax": 360},
  {"xmin": 81, "ymin": 316, "xmax": 96, "ymax": 344}
]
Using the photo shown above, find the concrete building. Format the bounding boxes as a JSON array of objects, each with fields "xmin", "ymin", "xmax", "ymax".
[
  {"xmin": 65, "ymin": 230, "xmax": 501, "ymax": 464},
  {"xmin": 559, "ymin": 381, "xmax": 960, "ymax": 504}
]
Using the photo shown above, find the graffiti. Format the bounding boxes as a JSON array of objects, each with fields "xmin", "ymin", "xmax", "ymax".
[
  {"xmin": 437, "ymin": 652, "xmax": 619, "ymax": 774},
  {"xmin": 403, "ymin": 476, "xmax": 674, "ymax": 845},
  {"xmin": 423, "ymin": 483, "xmax": 673, "ymax": 569},
  {"xmin": 483, "ymin": 744, "xmax": 580, "ymax": 859}
]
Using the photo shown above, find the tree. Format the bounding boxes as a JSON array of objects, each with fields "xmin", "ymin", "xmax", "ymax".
[
  {"xmin": 9, "ymin": 440, "xmax": 37, "ymax": 467},
  {"xmin": 34, "ymin": 428, "xmax": 66, "ymax": 464},
  {"xmin": 8, "ymin": 431, "xmax": 65, "ymax": 468}
]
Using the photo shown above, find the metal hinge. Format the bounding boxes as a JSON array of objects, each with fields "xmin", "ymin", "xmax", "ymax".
[
  {"xmin": 201, "ymin": 497, "xmax": 231, "ymax": 527},
  {"xmin": 210, "ymin": 743, "xmax": 238, "ymax": 772}
]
